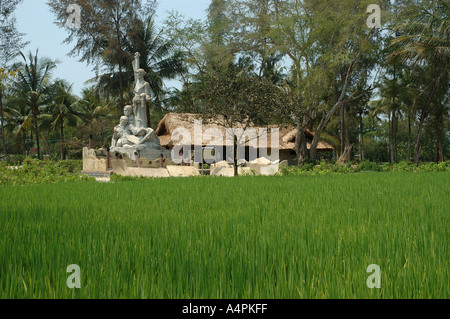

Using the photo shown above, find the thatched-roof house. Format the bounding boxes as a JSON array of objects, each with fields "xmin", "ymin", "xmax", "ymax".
[{"xmin": 155, "ymin": 113, "xmax": 333, "ymax": 163}]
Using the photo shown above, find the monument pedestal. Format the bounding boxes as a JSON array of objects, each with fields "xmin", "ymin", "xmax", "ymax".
[{"xmin": 110, "ymin": 145, "xmax": 165, "ymax": 161}]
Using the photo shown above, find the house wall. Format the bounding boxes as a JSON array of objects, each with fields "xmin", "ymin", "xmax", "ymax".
[
  {"xmin": 184, "ymin": 145, "xmax": 295, "ymax": 164},
  {"xmin": 168, "ymin": 139, "xmax": 334, "ymax": 166},
  {"xmin": 280, "ymin": 149, "xmax": 297, "ymax": 165}
]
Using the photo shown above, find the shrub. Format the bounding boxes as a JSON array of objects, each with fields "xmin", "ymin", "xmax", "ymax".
[
  {"xmin": 392, "ymin": 161, "xmax": 416, "ymax": 172},
  {"xmin": 5, "ymin": 154, "xmax": 27, "ymax": 166},
  {"xmin": 0, "ymin": 158, "xmax": 93, "ymax": 185},
  {"xmin": 55, "ymin": 160, "xmax": 83, "ymax": 173},
  {"xmin": 110, "ymin": 174, "xmax": 151, "ymax": 182},
  {"xmin": 357, "ymin": 160, "xmax": 382, "ymax": 172},
  {"xmin": 279, "ymin": 159, "xmax": 450, "ymax": 175}
]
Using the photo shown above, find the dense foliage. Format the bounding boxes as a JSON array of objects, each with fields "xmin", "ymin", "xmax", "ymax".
[
  {"xmin": 0, "ymin": 0, "xmax": 448, "ymax": 165},
  {"xmin": 279, "ymin": 159, "xmax": 450, "ymax": 175},
  {"xmin": 0, "ymin": 158, "xmax": 93, "ymax": 185}
]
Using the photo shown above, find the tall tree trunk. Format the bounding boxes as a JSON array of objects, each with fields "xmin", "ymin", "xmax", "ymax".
[
  {"xmin": 115, "ymin": 15, "xmax": 125, "ymax": 110},
  {"xmin": 294, "ymin": 115, "xmax": 310, "ymax": 165},
  {"xmin": 33, "ymin": 109, "xmax": 40, "ymax": 160},
  {"xmin": 294, "ymin": 128, "xmax": 308, "ymax": 165},
  {"xmin": 359, "ymin": 110, "xmax": 364, "ymax": 161},
  {"xmin": 344, "ymin": 111, "xmax": 351, "ymax": 160},
  {"xmin": 435, "ymin": 111, "xmax": 444, "ymax": 162},
  {"xmin": 340, "ymin": 103, "xmax": 345, "ymax": 156},
  {"xmin": 407, "ymin": 111, "xmax": 412, "ymax": 161},
  {"xmin": 415, "ymin": 69, "xmax": 443, "ymax": 165},
  {"xmin": 392, "ymin": 68, "xmax": 398, "ymax": 163},
  {"xmin": 309, "ymin": 61, "xmax": 356, "ymax": 162},
  {"xmin": 118, "ymin": 62, "xmax": 125, "ymax": 109},
  {"xmin": 337, "ymin": 144, "xmax": 353, "ymax": 164},
  {"xmin": 388, "ymin": 111, "xmax": 392, "ymax": 163},
  {"xmin": 233, "ymin": 134, "xmax": 238, "ymax": 176},
  {"xmin": 22, "ymin": 130, "xmax": 26, "ymax": 155},
  {"xmin": 391, "ymin": 107, "xmax": 398, "ymax": 163},
  {"xmin": 60, "ymin": 118, "xmax": 65, "ymax": 160},
  {"xmin": 310, "ymin": 99, "xmax": 346, "ymax": 162},
  {"xmin": 0, "ymin": 86, "xmax": 6, "ymax": 159},
  {"xmin": 30, "ymin": 129, "xmax": 33, "ymax": 157}
]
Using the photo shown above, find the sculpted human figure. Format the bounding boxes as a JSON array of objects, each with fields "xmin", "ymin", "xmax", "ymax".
[
  {"xmin": 132, "ymin": 52, "xmax": 152, "ymax": 129},
  {"xmin": 112, "ymin": 116, "xmax": 132, "ymax": 148},
  {"xmin": 110, "ymin": 52, "xmax": 162, "ymax": 158},
  {"xmin": 123, "ymin": 105, "xmax": 158, "ymax": 146},
  {"xmin": 123, "ymin": 105, "xmax": 140, "ymax": 136}
]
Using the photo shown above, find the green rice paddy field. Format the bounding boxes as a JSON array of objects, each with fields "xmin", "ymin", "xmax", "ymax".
[{"xmin": 0, "ymin": 172, "xmax": 449, "ymax": 298}]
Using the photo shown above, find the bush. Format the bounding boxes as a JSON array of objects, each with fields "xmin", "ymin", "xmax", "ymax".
[
  {"xmin": 0, "ymin": 158, "xmax": 93, "ymax": 185},
  {"xmin": 357, "ymin": 160, "xmax": 382, "ymax": 172},
  {"xmin": 55, "ymin": 160, "xmax": 83, "ymax": 173},
  {"xmin": 390, "ymin": 161, "xmax": 450, "ymax": 172},
  {"xmin": 279, "ymin": 163, "xmax": 335, "ymax": 176},
  {"xmin": 279, "ymin": 160, "xmax": 450, "ymax": 176},
  {"xmin": 5, "ymin": 154, "xmax": 27, "ymax": 166},
  {"xmin": 418, "ymin": 161, "xmax": 450, "ymax": 172},
  {"xmin": 110, "ymin": 174, "xmax": 151, "ymax": 182},
  {"xmin": 392, "ymin": 161, "xmax": 416, "ymax": 172},
  {"xmin": 331, "ymin": 164, "xmax": 352, "ymax": 174},
  {"xmin": 435, "ymin": 161, "xmax": 450, "ymax": 172}
]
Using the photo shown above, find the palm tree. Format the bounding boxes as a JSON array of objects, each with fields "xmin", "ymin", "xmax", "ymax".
[
  {"xmin": 392, "ymin": 0, "xmax": 449, "ymax": 66},
  {"xmin": 1, "ymin": 69, "xmax": 9, "ymax": 159},
  {"xmin": 13, "ymin": 49, "xmax": 57, "ymax": 159},
  {"xmin": 12, "ymin": 107, "xmax": 33, "ymax": 155},
  {"xmin": 94, "ymin": 14, "xmax": 184, "ymax": 127},
  {"xmin": 3, "ymin": 87, "xmax": 33, "ymax": 155},
  {"xmin": 76, "ymin": 87, "xmax": 112, "ymax": 147},
  {"xmin": 396, "ymin": 67, "xmax": 422, "ymax": 162},
  {"xmin": 40, "ymin": 79, "xmax": 81, "ymax": 160},
  {"xmin": 130, "ymin": 14, "xmax": 185, "ymax": 109},
  {"xmin": 391, "ymin": 0, "xmax": 449, "ymax": 164}
]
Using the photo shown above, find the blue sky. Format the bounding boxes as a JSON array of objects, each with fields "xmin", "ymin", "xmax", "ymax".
[{"xmin": 15, "ymin": 0, "xmax": 211, "ymax": 96}]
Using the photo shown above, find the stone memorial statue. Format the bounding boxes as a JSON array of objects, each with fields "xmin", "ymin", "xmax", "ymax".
[
  {"xmin": 110, "ymin": 52, "xmax": 162, "ymax": 159},
  {"xmin": 132, "ymin": 52, "xmax": 152, "ymax": 129}
]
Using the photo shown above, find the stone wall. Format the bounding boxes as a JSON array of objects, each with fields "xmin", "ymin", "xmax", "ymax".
[
  {"xmin": 118, "ymin": 150, "xmax": 175, "ymax": 168},
  {"xmin": 82, "ymin": 147, "xmax": 108, "ymax": 172}
]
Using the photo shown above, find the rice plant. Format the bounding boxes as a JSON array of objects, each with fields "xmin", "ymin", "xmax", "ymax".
[{"xmin": 0, "ymin": 172, "xmax": 448, "ymax": 298}]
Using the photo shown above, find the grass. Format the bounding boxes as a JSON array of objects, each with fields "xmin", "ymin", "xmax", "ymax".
[{"xmin": 0, "ymin": 172, "xmax": 448, "ymax": 298}]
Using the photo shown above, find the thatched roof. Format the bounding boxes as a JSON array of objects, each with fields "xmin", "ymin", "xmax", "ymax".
[
  {"xmin": 279, "ymin": 128, "xmax": 334, "ymax": 151},
  {"xmin": 155, "ymin": 113, "xmax": 333, "ymax": 151}
]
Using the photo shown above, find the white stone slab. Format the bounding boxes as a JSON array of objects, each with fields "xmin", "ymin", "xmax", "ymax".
[
  {"xmin": 250, "ymin": 157, "xmax": 272, "ymax": 165},
  {"xmin": 166, "ymin": 166, "xmax": 200, "ymax": 177},
  {"xmin": 211, "ymin": 167, "xmax": 252, "ymax": 177},
  {"xmin": 111, "ymin": 159, "xmax": 130, "ymax": 175},
  {"xmin": 260, "ymin": 164, "xmax": 279, "ymax": 176},
  {"xmin": 128, "ymin": 167, "xmax": 170, "ymax": 178}
]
